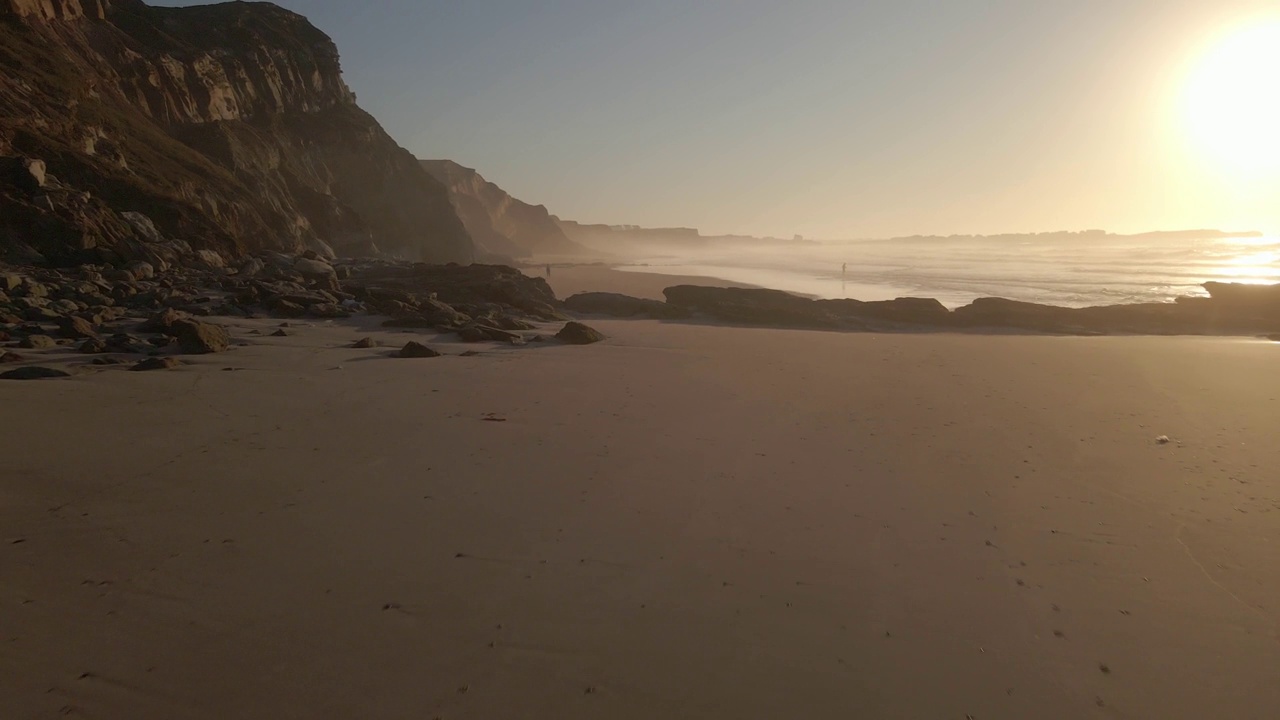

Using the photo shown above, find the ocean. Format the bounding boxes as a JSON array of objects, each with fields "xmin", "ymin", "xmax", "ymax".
[{"xmin": 616, "ymin": 234, "xmax": 1280, "ymax": 308}]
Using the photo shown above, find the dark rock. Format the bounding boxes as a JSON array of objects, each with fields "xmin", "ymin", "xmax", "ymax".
[
  {"xmin": 23, "ymin": 306, "xmax": 62, "ymax": 322},
  {"xmin": 19, "ymin": 334, "xmax": 57, "ymax": 349},
  {"xmin": 294, "ymin": 258, "xmax": 336, "ymax": 279},
  {"xmin": 383, "ymin": 315, "xmax": 433, "ymax": 329},
  {"xmin": 664, "ymin": 285, "xmax": 843, "ymax": 328},
  {"xmin": 0, "ymin": 351, "xmax": 24, "ymax": 363},
  {"xmin": 91, "ymin": 356, "xmax": 129, "ymax": 365},
  {"xmin": 556, "ymin": 321, "xmax": 606, "ymax": 345},
  {"xmin": 140, "ymin": 308, "xmax": 188, "ymax": 333},
  {"xmin": 238, "ymin": 258, "xmax": 267, "ymax": 278},
  {"xmin": 130, "ymin": 357, "xmax": 183, "ymax": 371},
  {"xmin": 952, "ymin": 297, "xmax": 1202, "ymax": 335},
  {"xmin": 271, "ymin": 299, "xmax": 308, "ymax": 317},
  {"xmin": 419, "ymin": 297, "xmax": 471, "ymax": 326},
  {"xmin": 305, "ymin": 303, "xmax": 349, "ymax": 319},
  {"xmin": 1, "ymin": 366, "xmax": 71, "ymax": 380},
  {"xmin": 271, "ymin": 329, "xmax": 290, "ymax": 337},
  {"xmin": 1203, "ymin": 281, "xmax": 1280, "ymax": 305},
  {"xmin": 56, "ymin": 315, "xmax": 99, "ymax": 339},
  {"xmin": 398, "ymin": 341, "xmax": 440, "ymax": 358},
  {"xmin": 77, "ymin": 338, "xmax": 108, "ymax": 354},
  {"xmin": 491, "ymin": 314, "xmax": 538, "ymax": 331},
  {"xmin": 455, "ymin": 324, "xmax": 522, "ymax": 343},
  {"xmin": 817, "ymin": 297, "xmax": 952, "ymax": 326},
  {"xmin": 0, "ymin": 156, "xmax": 47, "ymax": 190},
  {"xmin": 347, "ymin": 263, "xmax": 563, "ymax": 320},
  {"xmin": 127, "ymin": 261, "xmax": 156, "ymax": 281},
  {"xmin": 565, "ymin": 292, "xmax": 690, "ymax": 319},
  {"xmin": 171, "ymin": 319, "xmax": 231, "ymax": 354},
  {"xmin": 18, "ymin": 279, "xmax": 49, "ymax": 299},
  {"xmin": 456, "ymin": 325, "xmax": 487, "ymax": 343},
  {"xmin": 104, "ymin": 333, "xmax": 154, "ymax": 354},
  {"xmin": 352, "ymin": 337, "xmax": 377, "ymax": 348}
]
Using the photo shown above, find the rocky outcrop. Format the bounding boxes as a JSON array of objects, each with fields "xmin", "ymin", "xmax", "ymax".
[
  {"xmin": 420, "ymin": 160, "xmax": 583, "ymax": 259},
  {"xmin": 564, "ymin": 291, "xmax": 690, "ymax": 319},
  {"xmin": 1, "ymin": 0, "xmax": 472, "ymax": 267},
  {"xmin": 345, "ymin": 261, "xmax": 563, "ymax": 321},
  {"xmin": 662, "ymin": 286, "xmax": 852, "ymax": 328},
  {"xmin": 572, "ymin": 282, "xmax": 1280, "ymax": 336}
]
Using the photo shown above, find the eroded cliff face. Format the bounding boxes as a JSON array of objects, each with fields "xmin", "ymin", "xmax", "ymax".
[
  {"xmin": 0, "ymin": 0, "xmax": 473, "ymax": 266},
  {"xmin": 421, "ymin": 159, "xmax": 583, "ymax": 259}
]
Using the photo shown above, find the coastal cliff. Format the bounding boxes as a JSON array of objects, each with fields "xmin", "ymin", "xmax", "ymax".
[
  {"xmin": 0, "ymin": 0, "xmax": 472, "ymax": 266},
  {"xmin": 420, "ymin": 159, "xmax": 583, "ymax": 259}
]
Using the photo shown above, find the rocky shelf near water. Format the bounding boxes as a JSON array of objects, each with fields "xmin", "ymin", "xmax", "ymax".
[{"xmin": 566, "ymin": 283, "xmax": 1280, "ymax": 338}]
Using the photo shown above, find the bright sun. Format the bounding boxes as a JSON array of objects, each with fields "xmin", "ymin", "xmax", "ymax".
[{"xmin": 1181, "ymin": 18, "xmax": 1280, "ymax": 175}]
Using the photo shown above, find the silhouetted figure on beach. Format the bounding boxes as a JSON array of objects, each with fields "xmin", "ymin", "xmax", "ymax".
[
  {"xmin": 546, "ymin": 264, "xmax": 552, "ymax": 277},
  {"xmin": 841, "ymin": 262, "xmax": 846, "ymax": 278}
]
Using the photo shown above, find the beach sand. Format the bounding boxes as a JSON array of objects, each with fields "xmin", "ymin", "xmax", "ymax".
[{"xmin": 3, "ymin": 285, "xmax": 1279, "ymax": 718}]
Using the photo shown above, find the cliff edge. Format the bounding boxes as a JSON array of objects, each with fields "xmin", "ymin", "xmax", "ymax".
[
  {"xmin": 0, "ymin": 0, "xmax": 473, "ymax": 266},
  {"xmin": 421, "ymin": 159, "xmax": 583, "ymax": 259}
]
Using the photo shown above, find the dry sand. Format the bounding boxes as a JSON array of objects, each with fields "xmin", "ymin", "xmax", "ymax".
[{"xmin": 3, "ymin": 291, "xmax": 1280, "ymax": 718}]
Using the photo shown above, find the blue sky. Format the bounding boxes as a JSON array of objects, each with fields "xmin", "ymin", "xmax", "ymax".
[{"xmin": 155, "ymin": 1, "xmax": 1279, "ymax": 238}]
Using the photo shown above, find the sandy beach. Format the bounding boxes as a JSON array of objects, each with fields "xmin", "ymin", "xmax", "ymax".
[{"xmin": 3, "ymin": 273, "xmax": 1279, "ymax": 719}]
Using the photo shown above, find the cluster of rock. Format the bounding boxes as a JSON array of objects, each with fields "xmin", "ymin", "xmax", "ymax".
[
  {"xmin": 1, "ymin": 253, "xmax": 605, "ymax": 378},
  {"xmin": 565, "ymin": 282, "xmax": 1280, "ymax": 337}
]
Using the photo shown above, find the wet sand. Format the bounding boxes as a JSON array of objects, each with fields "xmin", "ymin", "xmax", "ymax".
[{"xmin": 2, "ymin": 314, "xmax": 1279, "ymax": 718}]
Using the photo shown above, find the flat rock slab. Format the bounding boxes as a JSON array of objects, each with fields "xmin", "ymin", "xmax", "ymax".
[
  {"xmin": 130, "ymin": 357, "xmax": 183, "ymax": 372},
  {"xmin": 1, "ymin": 366, "xmax": 71, "ymax": 380}
]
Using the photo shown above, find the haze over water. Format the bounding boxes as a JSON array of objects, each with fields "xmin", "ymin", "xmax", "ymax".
[{"xmin": 620, "ymin": 233, "xmax": 1279, "ymax": 308}]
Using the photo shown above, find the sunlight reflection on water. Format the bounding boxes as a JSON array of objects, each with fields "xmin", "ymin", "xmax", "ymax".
[{"xmin": 618, "ymin": 235, "xmax": 1280, "ymax": 308}]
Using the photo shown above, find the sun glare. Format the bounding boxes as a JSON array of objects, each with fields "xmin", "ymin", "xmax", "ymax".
[{"xmin": 1181, "ymin": 18, "xmax": 1280, "ymax": 176}]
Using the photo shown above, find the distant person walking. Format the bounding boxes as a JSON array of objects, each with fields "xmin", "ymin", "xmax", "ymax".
[
  {"xmin": 841, "ymin": 262, "xmax": 847, "ymax": 278},
  {"xmin": 546, "ymin": 264, "xmax": 552, "ymax": 277}
]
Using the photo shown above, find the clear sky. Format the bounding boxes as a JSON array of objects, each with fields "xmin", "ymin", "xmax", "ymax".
[{"xmin": 155, "ymin": 0, "xmax": 1279, "ymax": 239}]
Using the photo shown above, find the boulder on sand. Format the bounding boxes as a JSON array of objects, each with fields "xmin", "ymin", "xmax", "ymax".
[
  {"xmin": 555, "ymin": 321, "xmax": 606, "ymax": 345},
  {"xmin": 19, "ymin": 334, "xmax": 57, "ymax": 349},
  {"xmin": 140, "ymin": 307, "xmax": 187, "ymax": 333},
  {"xmin": 171, "ymin": 319, "xmax": 231, "ymax": 354},
  {"xmin": 398, "ymin": 341, "xmax": 440, "ymax": 358},
  {"xmin": 56, "ymin": 315, "xmax": 99, "ymax": 339}
]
